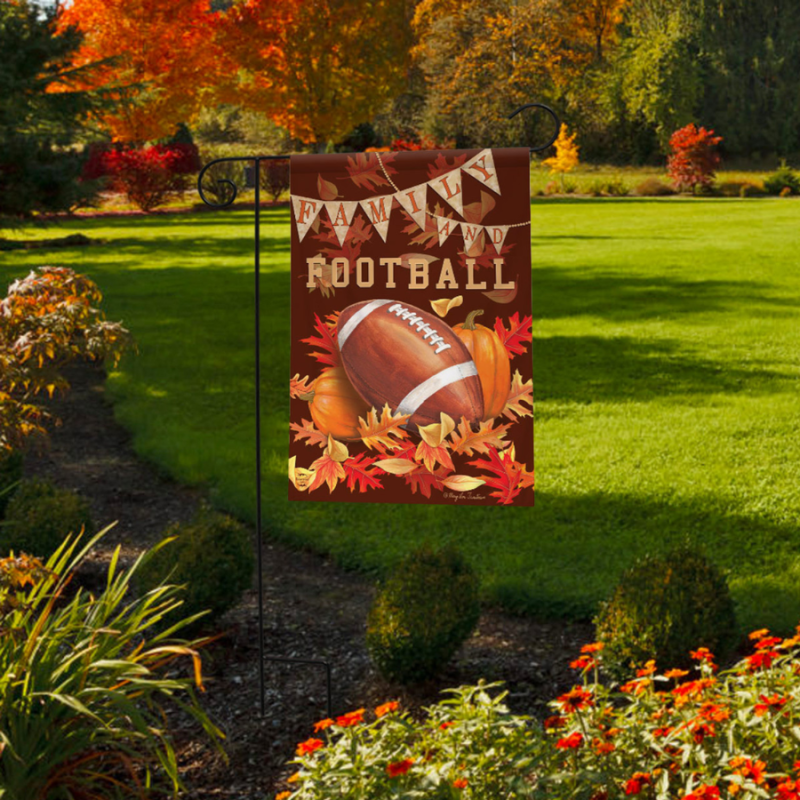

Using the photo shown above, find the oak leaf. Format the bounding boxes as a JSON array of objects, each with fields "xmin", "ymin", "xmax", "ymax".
[
  {"xmin": 494, "ymin": 312, "xmax": 533, "ymax": 359},
  {"xmin": 289, "ymin": 419, "xmax": 328, "ymax": 449},
  {"xmin": 415, "ymin": 440, "xmax": 454, "ymax": 473},
  {"xmin": 358, "ymin": 404, "xmax": 410, "ymax": 452},
  {"xmin": 301, "ymin": 313, "xmax": 340, "ymax": 368},
  {"xmin": 427, "ymin": 152, "xmax": 468, "ymax": 180},
  {"xmin": 468, "ymin": 447, "xmax": 525, "ymax": 505},
  {"xmin": 343, "ymin": 453, "xmax": 384, "ymax": 492},
  {"xmin": 345, "ymin": 152, "xmax": 397, "ymax": 191},
  {"xmin": 502, "ymin": 371, "xmax": 533, "ymax": 421},
  {"xmin": 404, "ymin": 465, "xmax": 450, "ymax": 498},
  {"xmin": 290, "ymin": 374, "xmax": 313, "ymax": 399},
  {"xmin": 450, "ymin": 417, "xmax": 512, "ymax": 456}
]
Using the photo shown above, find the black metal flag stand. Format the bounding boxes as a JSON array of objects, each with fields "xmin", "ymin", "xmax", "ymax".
[{"xmin": 195, "ymin": 102, "xmax": 560, "ymax": 718}]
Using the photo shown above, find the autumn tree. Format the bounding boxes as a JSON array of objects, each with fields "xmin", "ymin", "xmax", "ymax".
[
  {"xmin": 57, "ymin": 0, "xmax": 219, "ymax": 142},
  {"xmin": 543, "ymin": 123, "xmax": 579, "ymax": 189},
  {"xmin": 566, "ymin": 0, "xmax": 628, "ymax": 62},
  {"xmin": 214, "ymin": 0, "xmax": 413, "ymax": 150}
]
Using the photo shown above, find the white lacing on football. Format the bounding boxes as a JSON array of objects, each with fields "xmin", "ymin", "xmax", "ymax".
[{"xmin": 395, "ymin": 362, "xmax": 478, "ymax": 418}]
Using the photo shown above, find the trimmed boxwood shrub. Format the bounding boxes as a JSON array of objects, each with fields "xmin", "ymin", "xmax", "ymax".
[
  {"xmin": 366, "ymin": 544, "xmax": 480, "ymax": 684},
  {"xmin": 0, "ymin": 478, "xmax": 94, "ymax": 557},
  {"xmin": 594, "ymin": 542, "xmax": 737, "ymax": 677},
  {"xmin": 136, "ymin": 506, "xmax": 254, "ymax": 631}
]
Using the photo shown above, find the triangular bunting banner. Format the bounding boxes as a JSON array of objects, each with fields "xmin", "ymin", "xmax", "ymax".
[
  {"xmin": 460, "ymin": 222, "xmax": 484, "ymax": 251},
  {"xmin": 463, "ymin": 149, "xmax": 501, "ymax": 195},
  {"xmin": 324, "ymin": 200, "xmax": 359, "ymax": 246},
  {"xmin": 486, "ymin": 225, "xmax": 510, "ymax": 254},
  {"xmin": 394, "ymin": 183, "xmax": 428, "ymax": 231},
  {"xmin": 437, "ymin": 216, "xmax": 457, "ymax": 247},
  {"xmin": 358, "ymin": 195, "xmax": 393, "ymax": 242},
  {"xmin": 291, "ymin": 195, "xmax": 322, "ymax": 242},
  {"xmin": 429, "ymin": 168, "xmax": 464, "ymax": 217}
]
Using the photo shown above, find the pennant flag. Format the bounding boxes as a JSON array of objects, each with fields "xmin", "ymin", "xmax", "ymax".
[
  {"xmin": 464, "ymin": 149, "xmax": 501, "ymax": 195},
  {"xmin": 292, "ymin": 196, "xmax": 322, "ymax": 242},
  {"xmin": 324, "ymin": 200, "xmax": 359, "ymax": 246},
  {"xmin": 460, "ymin": 222, "xmax": 484, "ymax": 250},
  {"xmin": 437, "ymin": 216, "xmax": 457, "ymax": 246},
  {"xmin": 395, "ymin": 183, "xmax": 428, "ymax": 231},
  {"xmin": 359, "ymin": 195, "xmax": 393, "ymax": 242},
  {"xmin": 486, "ymin": 225, "xmax": 510, "ymax": 254},
  {"xmin": 429, "ymin": 168, "xmax": 464, "ymax": 217}
]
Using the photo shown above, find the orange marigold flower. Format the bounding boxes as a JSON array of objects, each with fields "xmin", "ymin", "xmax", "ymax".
[
  {"xmin": 754, "ymin": 693, "xmax": 788, "ymax": 716},
  {"xmin": 296, "ymin": 738, "xmax": 324, "ymax": 756},
  {"xmin": 779, "ymin": 780, "xmax": 800, "ymax": 800},
  {"xmin": 593, "ymin": 739, "xmax": 616, "ymax": 755},
  {"xmin": 336, "ymin": 708, "xmax": 365, "ymax": 728},
  {"xmin": 287, "ymin": 772, "xmax": 301, "ymax": 783},
  {"xmin": 440, "ymin": 721, "xmax": 455, "ymax": 730},
  {"xmin": 691, "ymin": 721, "xmax": 716, "ymax": 743},
  {"xmin": 386, "ymin": 758, "xmax": 415, "ymax": 777},
  {"xmin": 749, "ymin": 628, "xmax": 770, "ymax": 640},
  {"xmin": 581, "ymin": 642, "xmax": 605, "ymax": 654},
  {"xmin": 699, "ymin": 702, "xmax": 730, "ymax": 722},
  {"xmin": 746, "ymin": 651, "xmax": 778, "ymax": 671},
  {"xmin": 637, "ymin": 660, "xmax": 657, "ymax": 677},
  {"xmin": 664, "ymin": 668, "xmax": 690, "ymax": 679},
  {"xmin": 453, "ymin": 778, "xmax": 469, "ymax": 789},
  {"xmin": 570, "ymin": 655, "xmax": 596, "ymax": 670},
  {"xmin": 620, "ymin": 678, "xmax": 651, "ymax": 695},
  {"xmin": 557, "ymin": 686, "xmax": 594, "ymax": 713},
  {"xmin": 683, "ymin": 784, "xmax": 720, "ymax": 800},
  {"xmin": 624, "ymin": 772, "xmax": 652, "ymax": 795},
  {"xmin": 755, "ymin": 636, "xmax": 783, "ymax": 651},
  {"xmin": 276, "ymin": 793, "xmax": 292, "ymax": 800},
  {"xmin": 731, "ymin": 758, "xmax": 766, "ymax": 785},
  {"xmin": 653, "ymin": 725, "xmax": 674, "ymax": 738},
  {"xmin": 690, "ymin": 647, "xmax": 715, "ymax": 663},
  {"xmin": 556, "ymin": 731, "xmax": 584, "ymax": 750},
  {"xmin": 313, "ymin": 718, "xmax": 335, "ymax": 732},
  {"xmin": 375, "ymin": 701, "xmax": 399, "ymax": 718},
  {"xmin": 544, "ymin": 715, "xmax": 566, "ymax": 730}
]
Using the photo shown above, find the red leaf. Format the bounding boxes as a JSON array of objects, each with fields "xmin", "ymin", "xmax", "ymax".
[
  {"xmin": 427, "ymin": 152, "xmax": 468, "ymax": 180},
  {"xmin": 468, "ymin": 447, "xmax": 524, "ymax": 505},
  {"xmin": 301, "ymin": 314, "xmax": 340, "ymax": 368},
  {"xmin": 343, "ymin": 453, "xmax": 384, "ymax": 493},
  {"xmin": 404, "ymin": 466, "xmax": 449, "ymax": 498},
  {"xmin": 308, "ymin": 452, "xmax": 345, "ymax": 493},
  {"xmin": 494, "ymin": 312, "xmax": 533, "ymax": 359},
  {"xmin": 345, "ymin": 152, "xmax": 397, "ymax": 191}
]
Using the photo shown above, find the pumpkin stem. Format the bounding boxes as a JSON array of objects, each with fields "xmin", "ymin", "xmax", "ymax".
[
  {"xmin": 462, "ymin": 309, "xmax": 484, "ymax": 330},
  {"xmin": 298, "ymin": 390, "xmax": 315, "ymax": 402}
]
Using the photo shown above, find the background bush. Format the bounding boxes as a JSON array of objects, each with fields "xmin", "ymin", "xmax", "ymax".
[
  {"xmin": 137, "ymin": 506, "xmax": 254, "ymax": 630},
  {"xmin": 0, "ymin": 449, "xmax": 22, "ymax": 519},
  {"xmin": 594, "ymin": 542, "xmax": 738, "ymax": 677},
  {"xmin": 764, "ymin": 162, "xmax": 800, "ymax": 195},
  {"xmin": 0, "ymin": 477, "xmax": 94, "ymax": 557},
  {"xmin": 366, "ymin": 544, "xmax": 480, "ymax": 684}
]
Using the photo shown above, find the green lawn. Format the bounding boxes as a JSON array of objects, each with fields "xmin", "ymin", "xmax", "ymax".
[{"xmin": 3, "ymin": 196, "xmax": 800, "ymax": 634}]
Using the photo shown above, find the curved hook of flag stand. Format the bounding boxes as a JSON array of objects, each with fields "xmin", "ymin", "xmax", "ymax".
[{"xmin": 195, "ymin": 102, "xmax": 560, "ymax": 719}]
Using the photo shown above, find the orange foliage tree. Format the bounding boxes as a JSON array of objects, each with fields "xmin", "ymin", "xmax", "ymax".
[
  {"xmin": 566, "ymin": 0, "xmax": 628, "ymax": 62},
  {"xmin": 214, "ymin": 0, "xmax": 413, "ymax": 150},
  {"xmin": 56, "ymin": 0, "xmax": 219, "ymax": 142}
]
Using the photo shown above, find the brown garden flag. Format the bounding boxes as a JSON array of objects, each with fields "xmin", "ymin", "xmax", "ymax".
[{"xmin": 288, "ymin": 148, "xmax": 534, "ymax": 506}]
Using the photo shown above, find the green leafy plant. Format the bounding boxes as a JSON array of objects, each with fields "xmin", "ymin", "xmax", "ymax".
[
  {"xmin": 594, "ymin": 543, "xmax": 737, "ymax": 677},
  {"xmin": 1, "ymin": 477, "xmax": 94, "ymax": 557},
  {"xmin": 0, "ymin": 528, "xmax": 224, "ymax": 798},
  {"xmin": 0, "ymin": 448, "xmax": 22, "ymax": 518},
  {"xmin": 763, "ymin": 161, "xmax": 800, "ymax": 196},
  {"xmin": 136, "ymin": 506, "xmax": 254, "ymax": 631},
  {"xmin": 366, "ymin": 544, "xmax": 480, "ymax": 684}
]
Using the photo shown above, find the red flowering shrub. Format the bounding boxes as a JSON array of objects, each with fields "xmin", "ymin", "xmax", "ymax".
[
  {"xmin": 102, "ymin": 145, "xmax": 186, "ymax": 211},
  {"xmin": 667, "ymin": 123, "xmax": 723, "ymax": 193}
]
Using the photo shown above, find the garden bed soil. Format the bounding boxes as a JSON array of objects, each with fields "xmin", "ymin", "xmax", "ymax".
[{"xmin": 23, "ymin": 362, "xmax": 593, "ymax": 799}]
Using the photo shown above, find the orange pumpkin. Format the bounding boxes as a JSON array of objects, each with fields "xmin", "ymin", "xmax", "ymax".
[
  {"xmin": 301, "ymin": 367, "xmax": 370, "ymax": 441},
  {"xmin": 453, "ymin": 309, "xmax": 510, "ymax": 420}
]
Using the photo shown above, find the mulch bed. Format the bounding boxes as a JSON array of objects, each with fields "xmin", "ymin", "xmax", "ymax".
[{"xmin": 23, "ymin": 362, "xmax": 593, "ymax": 799}]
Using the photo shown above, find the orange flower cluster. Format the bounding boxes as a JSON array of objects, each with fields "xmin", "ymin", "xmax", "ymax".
[{"xmin": 386, "ymin": 758, "xmax": 414, "ymax": 777}]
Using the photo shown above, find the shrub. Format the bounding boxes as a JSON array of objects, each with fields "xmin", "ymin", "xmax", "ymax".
[
  {"xmin": 764, "ymin": 161, "xmax": 800, "ymax": 195},
  {"xmin": 0, "ymin": 449, "xmax": 22, "ymax": 518},
  {"xmin": 286, "ymin": 633, "xmax": 800, "ymax": 800},
  {"xmin": 0, "ymin": 530, "xmax": 223, "ymax": 797},
  {"xmin": 137, "ymin": 506, "xmax": 254, "ymax": 630},
  {"xmin": 740, "ymin": 181, "xmax": 767, "ymax": 198},
  {"xmin": 103, "ymin": 145, "xmax": 186, "ymax": 211},
  {"xmin": 667, "ymin": 123, "xmax": 723, "ymax": 193},
  {"xmin": 1, "ymin": 477, "xmax": 94, "ymax": 557},
  {"xmin": 594, "ymin": 543, "xmax": 737, "ymax": 677},
  {"xmin": 366, "ymin": 544, "xmax": 480, "ymax": 684},
  {"xmin": 261, "ymin": 158, "xmax": 291, "ymax": 201},
  {"xmin": 635, "ymin": 177, "xmax": 676, "ymax": 196}
]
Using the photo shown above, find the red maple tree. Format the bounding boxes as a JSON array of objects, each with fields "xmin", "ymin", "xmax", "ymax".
[{"xmin": 667, "ymin": 124, "xmax": 723, "ymax": 193}]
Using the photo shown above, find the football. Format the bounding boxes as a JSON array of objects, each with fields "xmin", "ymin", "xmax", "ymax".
[{"xmin": 337, "ymin": 299, "xmax": 484, "ymax": 431}]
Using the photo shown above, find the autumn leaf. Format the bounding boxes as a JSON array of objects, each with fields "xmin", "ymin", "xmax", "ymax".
[
  {"xmin": 401, "ymin": 210, "xmax": 439, "ymax": 251},
  {"xmin": 290, "ymin": 374, "xmax": 313, "ymax": 399},
  {"xmin": 468, "ymin": 447, "xmax": 525, "ymax": 505},
  {"xmin": 441, "ymin": 475, "xmax": 486, "ymax": 492},
  {"xmin": 462, "ymin": 191, "xmax": 496, "ymax": 224},
  {"xmin": 494, "ymin": 312, "xmax": 533, "ymax": 358},
  {"xmin": 317, "ymin": 174, "xmax": 339, "ymax": 200},
  {"xmin": 375, "ymin": 457, "xmax": 419, "ymax": 475},
  {"xmin": 358, "ymin": 404, "xmax": 410, "ymax": 452},
  {"xmin": 343, "ymin": 453, "xmax": 384, "ymax": 492},
  {"xmin": 427, "ymin": 152, "xmax": 468, "ymax": 180},
  {"xmin": 415, "ymin": 413, "xmax": 456, "ymax": 472},
  {"xmin": 405, "ymin": 465, "xmax": 450, "ymax": 498},
  {"xmin": 325, "ymin": 311, "xmax": 340, "ymax": 331},
  {"xmin": 326, "ymin": 434, "xmax": 349, "ymax": 463},
  {"xmin": 345, "ymin": 152, "xmax": 397, "ymax": 190},
  {"xmin": 415, "ymin": 440, "xmax": 454, "ymax": 473},
  {"xmin": 450, "ymin": 417, "xmax": 512, "ymax": 456},
  {"xmin": 289, "ymin": 419, "xmax": 328, "ymax": 449},
  {"xmin": 308, "ymin": 452, "xmax": 345, "ymax": 493},
  {"xmin": 301, "ymin": 313, "xmax": 340, "ymax": 368},
  {"xmin": 399, "ymin": 253, "xmax": 439, "ymax": 270},
  {"xmin": 502, "ymin": 370, "xmax": 534, "ymax": 421},
  {"xmin": 430, "ymin": 295, "xmax": 463, "ymax": 318},
  {"xmin": 482, "ymin": 282, "xmax": 518, "ymax": 304}
]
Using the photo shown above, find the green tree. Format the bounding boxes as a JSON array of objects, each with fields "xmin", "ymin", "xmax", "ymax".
[{"xmin": 0, "ymin": 0, "xmax": 102, "ymax": 223}]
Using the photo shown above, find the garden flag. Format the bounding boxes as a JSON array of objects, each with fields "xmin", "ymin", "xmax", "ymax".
[{"xmin": 288, "ymin": 148, "xmax": 534, "ymax": 506}]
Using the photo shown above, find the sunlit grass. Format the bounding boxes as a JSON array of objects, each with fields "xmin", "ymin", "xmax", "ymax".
[{"xmin": 3, "ymin": 193, "xmax": 800, "ymax": 634}]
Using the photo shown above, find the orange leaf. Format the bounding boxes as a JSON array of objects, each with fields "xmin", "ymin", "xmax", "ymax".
[
  {"xmin": 482, "ymin": 282, "xmax": 518, "ymax": 304},
  {"xmin": 450, "ymin": 417, "xmax": 512, "ymax": 456},
  {"xmin": 468, "ymin": 447, "xmax": 524, "ymax": 505},
  {"xmin": 404, "ymin": 465, "xmax": 450, "ymax": 498},
  {"xmin": 415, "ymin": 440, "xmax": 454, "ymax": 473},
  {"xmin": 301, "ymin": 314, "xmax": 341, "ymax": 368},
  {"xmin": 343, "ymin": 453, "xmax": 384, "ymax": 492},
  {"xmin": 357, "ymin": 404, "xmax": 410, "ymax": 452},
  {"xmin": 308, "ymin": 452, "xmax": 345, "ymax": 493},
  {"xmin": 502, "ymin": 371, "xmax": 533, "ymax": 421},
  {"xmin": 289, "ymin": 419, "xmax": 328, "ymax": 448},
  {"xmin": 317, "ymin": 174, "xmax": 339, "ymax": 200},
  {"xmin": 494, "ymin": 313, "xmax": 533, "ymax": 358},
  {"xmin": 289, "ymin": 374, "xmax": 313, "ymax": 399}
]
